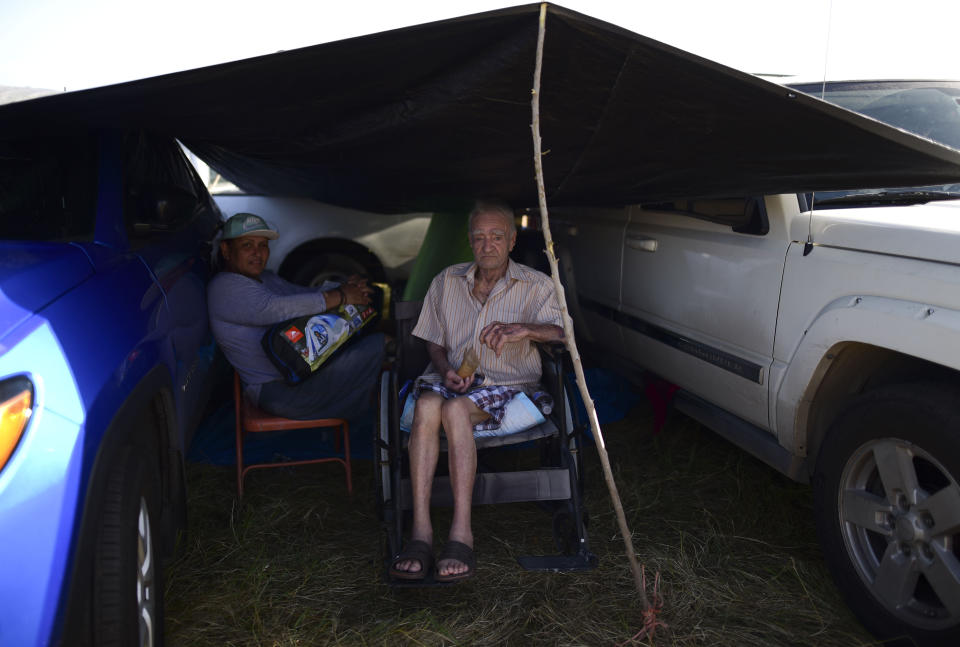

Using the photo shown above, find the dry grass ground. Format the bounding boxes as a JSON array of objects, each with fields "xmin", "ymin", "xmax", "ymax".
[{"xmin": 164, "ymin": 399, "xmax": 883, "ymax": 646}]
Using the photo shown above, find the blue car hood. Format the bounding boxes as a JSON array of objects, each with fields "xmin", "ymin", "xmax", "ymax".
[{"xmin": 0, "ymin": 242, "xmax": 94, "ymax": 342}]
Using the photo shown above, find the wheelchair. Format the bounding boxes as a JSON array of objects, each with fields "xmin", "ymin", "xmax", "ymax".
[{"xmin": 375, "ymin": 299, "xmax": 597, "ymax": 584}]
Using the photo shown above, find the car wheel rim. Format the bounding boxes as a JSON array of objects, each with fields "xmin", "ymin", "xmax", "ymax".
[
  {"xmin": 307, "ymin": 271, "xmax": 350, "ymax": 288},
  {"xmin": 839, "ymin": 437, "xmax": 960, "ymax": 630},
  {"xmin": 137, "ymin": 496, "xmax": 155, "ymax": 647}
]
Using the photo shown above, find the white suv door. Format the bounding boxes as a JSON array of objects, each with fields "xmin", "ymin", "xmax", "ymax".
[{"xmin": 618, "ymin": 196, "xmax": 792, "ymax": 428}]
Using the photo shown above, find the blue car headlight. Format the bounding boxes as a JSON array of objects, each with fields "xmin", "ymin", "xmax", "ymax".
[{"xmin": 0, "ymin": 376, "xmax": 34, "ymax": 473}]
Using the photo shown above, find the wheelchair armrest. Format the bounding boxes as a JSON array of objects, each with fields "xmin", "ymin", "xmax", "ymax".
[
  {"xmin": 536, "ymin": 340, "xmax": 567, "ymax": 360},
  {"xmin": 536, "ymin": 342, "xmax": 568, "ymax": 378},
  {"xmin": 536, "ymin": 341, "xmax": 568, "ymax": 401}
]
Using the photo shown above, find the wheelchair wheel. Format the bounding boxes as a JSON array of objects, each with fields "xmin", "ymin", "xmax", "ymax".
[
  {"xmin": 375, "ymin": 370, "xmax": 403, "ymax": 562},
  {"xmin": 374, "ymin": 371, "xmax": 391, "ymax": 517},
  {"xmin": 552, "ymin": 504, "xmax": 589, "ymax": 555}
]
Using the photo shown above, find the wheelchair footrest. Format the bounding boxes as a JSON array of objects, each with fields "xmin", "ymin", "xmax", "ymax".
[
  {"xmin": 400, "ymin": 468, "xmax": 572, "ymax": 508},
  {"xmin": 517, "ymin": 550, "xmax": 598, "ymax": 572},
  {"xmin": 383, "ymin": 573, "xmax": 458, "ymax": 587}
]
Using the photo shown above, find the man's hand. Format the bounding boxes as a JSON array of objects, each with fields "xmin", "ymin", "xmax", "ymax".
[
  {"xmin": 479, "ymin": 321, "xmax": 528, "ymax": 357},
  {"xmin": 427, "ymin": 341, "xmax": 472, "ymax": 393},
  {"xmin": 442, "ymin": 369, "xmax": 472, "ymax": 394},
  {"xmin": 479, "ymin": 321, "xmax": 564, "ymax": 356},
  {"xmin": 341, "ymin": 278, "xmax": 374, "ymax": 306},
  {"xmin": 345, "ymin": 274, "xmax": 367, "ymax": 287}
]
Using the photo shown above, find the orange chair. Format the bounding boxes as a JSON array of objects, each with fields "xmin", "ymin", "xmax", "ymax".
[{"xmin": 234, "ymin": 372, "xmax": 352, "ymax": 499}]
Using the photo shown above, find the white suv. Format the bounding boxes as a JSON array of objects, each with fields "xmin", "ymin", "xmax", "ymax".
[{"xmin": 553, "ymin": 79, "xmax": 960, "ymax": 646}]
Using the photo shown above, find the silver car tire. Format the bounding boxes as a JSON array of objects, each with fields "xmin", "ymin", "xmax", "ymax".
[
  {"xmin": 814, "ymin": 383, "xmax": 960, "ymax": 646},
  {"xmin": 290, "ymin": 252, "xmax": 373, "ymax": 288}
]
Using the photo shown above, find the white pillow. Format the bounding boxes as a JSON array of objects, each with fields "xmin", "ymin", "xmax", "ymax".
[{"xmin": 399, "ymin": 391, "xmax": 546, "ymax": 437}]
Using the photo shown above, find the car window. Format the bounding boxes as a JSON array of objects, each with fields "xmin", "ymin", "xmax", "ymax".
[
  {"xmin": 180, "ymin": 144, "xmax": 242, "ymax": 195},
  {"xmin": 123, "ymin": 132, "xmax": 207, "ymax": 239},
  {"xmin": 794, "ymin": 81, "xmax": 960, "ymax": 150},
  {"xmin": 639, "ymin": 196, "xmax": 768, "ymax": 234},
  {"xmin": 0, "ymin": 134, "xmax": 99, "ymax": 242},
  {"xmin": 790, "ymin": 81, "xmax": 960, "ymax": 205}
]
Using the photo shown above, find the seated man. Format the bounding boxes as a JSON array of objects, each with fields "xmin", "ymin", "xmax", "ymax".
[
  {"xmin": 208, "ymin": 212, "xmax": 385, "ymax": 421},
  {"xmin": 390, "ymin": 199, "xmax": 564, "ymax": 582}
]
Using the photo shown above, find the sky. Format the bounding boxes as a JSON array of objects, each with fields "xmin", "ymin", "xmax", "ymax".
[{"xmin": 0, "ymin": 0, "xmax": 958, "ymax": 93}]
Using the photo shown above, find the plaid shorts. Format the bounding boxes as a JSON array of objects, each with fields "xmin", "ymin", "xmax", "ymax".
[{"xmin": 413, "ymin": 377, "xmax": 520, "ymax": 432}]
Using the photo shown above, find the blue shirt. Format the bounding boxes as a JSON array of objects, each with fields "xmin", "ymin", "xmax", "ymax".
[{"xmin": 207, "ymin": 270, "xmax": 335, "ymax": 401}]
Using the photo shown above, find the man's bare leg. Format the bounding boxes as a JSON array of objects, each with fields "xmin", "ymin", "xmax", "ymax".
[
  {"xmin": 393, "ymin": 391, "xmax": 444, "ymax": 574},
  {"xmin": 437, "ymin": 396, "xmax": 488, "ymax": 578}
]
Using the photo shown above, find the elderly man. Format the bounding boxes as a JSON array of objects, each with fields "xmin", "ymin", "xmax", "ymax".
[
  {"xmin": 390, "ymin": 199, "xmax": 564, "ymax": 582},
  {"xmin": 208, "ymin": 212, "xmax": 385, "ymax": 421}
]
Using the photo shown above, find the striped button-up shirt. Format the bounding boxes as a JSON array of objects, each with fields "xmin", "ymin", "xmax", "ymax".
[{"xmin": 412, "ymin": 259, "xmax": 562, "ymax": 386}]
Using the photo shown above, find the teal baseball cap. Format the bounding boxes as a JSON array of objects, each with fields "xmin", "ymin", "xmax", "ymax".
[{"xmin": 221, "ymin": 212, "xmax": 279, "ymax": 240}]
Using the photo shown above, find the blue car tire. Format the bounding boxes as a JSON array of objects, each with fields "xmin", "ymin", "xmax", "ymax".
[{"xmin": 93, "ymin": 444, "xmax": 164, "ymax": 647}]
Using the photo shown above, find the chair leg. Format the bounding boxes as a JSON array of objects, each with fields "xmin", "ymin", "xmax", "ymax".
[
  {"xmin": 342, "ymin": 421, "xmax": 353, "ymax": 494},
  {"xmin": 236, "ymin": 430, "xmax": 245, "ymax": 500},
  {"xmin": 235, "ymin": 418, "xmax": 352, "ymax": 498}
]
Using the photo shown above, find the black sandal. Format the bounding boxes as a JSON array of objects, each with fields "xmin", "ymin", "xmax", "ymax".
[
  {"xmin": 435, "ymin": 540, "xmax": 476, "ymax": 582},
  {"xmin": 389, "ymin": 539, "xmax": 434, "ymax": 580}
]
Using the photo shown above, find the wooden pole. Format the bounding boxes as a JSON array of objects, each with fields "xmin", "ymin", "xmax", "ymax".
[{"xmin": 529, "ymin": 3, "xmax": 650, "ymax": 609}]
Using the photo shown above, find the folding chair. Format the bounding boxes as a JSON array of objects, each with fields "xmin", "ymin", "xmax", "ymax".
[
  {"xmin": 375, "ymin": 300, "xmax": 596, "ymax": 582},
  {"xmin": 234, "ymin": 372, "xmax": 352, "ymax": 499}
]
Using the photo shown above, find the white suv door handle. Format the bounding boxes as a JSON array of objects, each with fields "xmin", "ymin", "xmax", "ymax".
[{"xmin": 626, "ymin": 235, "xmax": 658, "ymax": 252}]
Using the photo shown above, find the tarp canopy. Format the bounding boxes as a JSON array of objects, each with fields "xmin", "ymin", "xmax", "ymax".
[{"xmin": 2, "ymin": 3, "xmax": 960, "ymax": 213}]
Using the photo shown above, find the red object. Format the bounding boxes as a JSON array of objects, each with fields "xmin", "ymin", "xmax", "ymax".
[
  {"xmin": 233, "ymin": 372, "xmax": 351, "ymax": 499},
  {"xmin": 643, "ymin": 375, "xmax": 679, "ymax": 434}
]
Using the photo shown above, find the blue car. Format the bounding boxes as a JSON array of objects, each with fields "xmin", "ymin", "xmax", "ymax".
[{"xmin": 0, "ymin": 129, "xmax": 221, "ymax": 646}]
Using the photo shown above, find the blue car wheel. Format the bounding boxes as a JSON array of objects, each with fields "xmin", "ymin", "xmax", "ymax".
[{"xmin": 94, "ymin": 445, "xmax": 163, "ymax": 647}]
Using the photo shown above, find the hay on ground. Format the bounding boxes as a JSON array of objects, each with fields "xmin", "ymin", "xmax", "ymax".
[{"xmin": 165, "ymin": 401, "xmax": 880, "ymax": 646}]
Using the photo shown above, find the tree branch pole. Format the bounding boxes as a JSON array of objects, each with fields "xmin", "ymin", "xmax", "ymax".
[{"xmin": 530, "ymin": 3, "xmax": 649, "ymax": 607}]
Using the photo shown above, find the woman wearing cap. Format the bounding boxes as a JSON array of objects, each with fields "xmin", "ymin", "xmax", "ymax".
[{"xmin": 208, "ymin": 212, "xmax": 385, "ymax": 420}]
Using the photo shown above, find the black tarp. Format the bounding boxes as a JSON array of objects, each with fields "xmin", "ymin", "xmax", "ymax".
[{"xmin": 2, "ymin": 3, "xmax": 960, "ymax": 213}]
